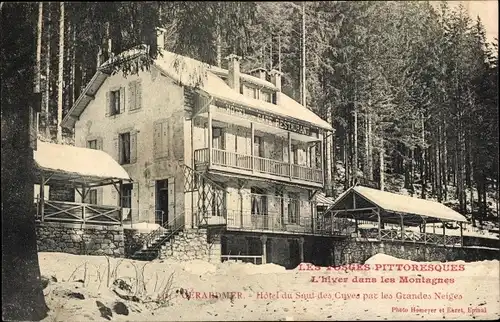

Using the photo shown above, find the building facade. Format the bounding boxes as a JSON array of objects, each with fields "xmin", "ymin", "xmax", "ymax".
[{"xmin": 62, "ymin": 42, "xmax": 334, "ymax": 267}]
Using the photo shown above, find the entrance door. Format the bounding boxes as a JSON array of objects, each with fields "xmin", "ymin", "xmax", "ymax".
[{"xmin": 156, "ymin": 179, "xmax": 169, "ymax": 226}]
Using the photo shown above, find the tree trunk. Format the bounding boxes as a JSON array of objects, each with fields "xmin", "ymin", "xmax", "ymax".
[
  {"xmin": 56, "ymin": 2, "xmax": 64, "ymax": 144},
  {"xmin": 44, "ymin": 3, "xmax": 52, "ymax": 139},
  {"xmin": 379, "ymin": 138, "xmax": 385, "ymax": 191},
  {"xmin": 367, "ymin": 111, "xmax": 373, "ymax": 181},
  {"xmin": 1, "ymin": 3, "xmax": 49, "ymax": 320},
  {"xmin": 420, "ymin": 114, "xmax": 426, "ymax": 199},
  {"xmin": 353, "ymin": 106, "xmax": 358, "ymax": 185}
]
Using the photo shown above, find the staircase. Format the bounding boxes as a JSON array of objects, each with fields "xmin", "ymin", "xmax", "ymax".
[{"xmin": 130, "ymin": 214, "xmax": 184, "ymax": 261}]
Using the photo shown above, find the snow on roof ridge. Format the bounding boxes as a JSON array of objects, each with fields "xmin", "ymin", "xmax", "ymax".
[
  {"xmin": 353, "ymin": 185, "xmax": 467, "ymax": 222},
  {"xmin": 154, "ymin": 49, "xmax": 333, "ymax": 131}
]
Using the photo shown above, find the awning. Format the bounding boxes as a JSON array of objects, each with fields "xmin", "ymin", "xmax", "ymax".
[
  {"xmin": 34, "ymin": 140, "xmax": 131, "ymax": 186},
  {"xmin": 329, "ymin": 185, "xmax": 467, "ymax": 223}
]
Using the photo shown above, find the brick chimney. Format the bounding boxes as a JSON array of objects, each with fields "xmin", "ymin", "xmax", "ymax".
[
  {"xmin": 269, "ymin": 69, "xmax": 283, "ymax": 105},
  {"xmin": 156, "ymin": 27, "xmax": 166, "ymax": 50},
  {"xmin": 225, "ymin": 54, "xmax": 241, "ymax": 91},
  {"xmin": 249, "ymin": 67, "xmax": 267, "ymax": 81}
]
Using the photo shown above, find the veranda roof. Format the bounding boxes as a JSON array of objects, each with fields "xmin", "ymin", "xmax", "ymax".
[
  {"xmin": 34, "ymin": 140, "xmax": 131, "ymax": 185},
  {"xmin": 329, "ymin": 185, "xmax": 467, "ymax": 223}
]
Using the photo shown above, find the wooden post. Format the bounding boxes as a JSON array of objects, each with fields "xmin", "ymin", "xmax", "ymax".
[
  {"xmin": 459, "ymin": 222, "xmax": 463, "ymax": 246},
  {"xmin": 207, "ymin": 106, "xmax": 212, "ymax": 167},
  {"xmin": 377, "ymin": 208, "xmax": 381, "ymax": 241},
  {"xmin": 260, "ymin": 235, "xmax": 267, "ymax": 264},
  {"xmin": 40, "ymin": 174, "xmax": 45, "ymax": 221},
  {"xmin": 319, "ymin": 134, "xmax": 324, "ymax": 185},
  {"xmin": 251, "ymin": 122, "xmax": 255, "ymax": 173},
  {"xmin": 288, "ymin": 131, "xmax": 292, "ymax": 180},
  {"xmin": 118, "ymin": 180, "xmax": 123, "ymax": 223},
  {"xmin": 442, "ymin": 221, "xmax": 446, "ymax": 246},
  {"xmin": 298, "ymin": 237, "xmax": 304, "ymax": 263},
  {"xmin": 400, "ymin": 214, "xmax": 404, "ymax": 241}
]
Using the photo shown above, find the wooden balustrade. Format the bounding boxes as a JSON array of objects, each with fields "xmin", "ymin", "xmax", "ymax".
[
  {"xmin": 36, "ymin": 199, "xmax": 122, "ymax": 225},
  {"xmin": 194, "ymin": 148, "xmax": 322, "ymax": 185}
]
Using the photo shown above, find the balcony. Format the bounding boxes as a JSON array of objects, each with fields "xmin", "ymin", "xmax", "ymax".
[{"xmin": 194, "ymin": 148, "xmax": 323, "ymax": 187}]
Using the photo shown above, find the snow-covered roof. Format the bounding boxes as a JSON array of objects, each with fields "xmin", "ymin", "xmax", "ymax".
[
  {"xmin": 34, "ymin": 140, "xmax": 131, "ymax": 184},
  {"xmin": 62, "ymin": 47, "xmax": 333, "ymax": 131},
  {"xmin": 331, "ymin": 185, "xmax": 467, "ymax": 222},
  {"xmin": 154, "ymin": 51, "xmax": 332, "ymax": 131},
  {"xmin": 316, "ymin": 192, "xmax": 335, "ymax": 206}
]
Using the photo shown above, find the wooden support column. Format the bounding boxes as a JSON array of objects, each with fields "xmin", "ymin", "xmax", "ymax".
[
  {"xmin": 82, "ymin": 184, "xmax": 86, "ymax": 224},
  {"xmin": 251, "ymin": 122, "xmax": 255, "ymax": 173},
  {"xmin": 288, "ymin": 131, "xmax": 292, "ymax": 180},
  {"xmin": 376, "ymin": 208, "xmax": 381, "ymax": 241},
  {"xmin": 319, "ymin": 134, "xmax": 324, "ymax": 186},
  {"xmin": 442, "ymin": 221, "xmax": 446, "ymax": 246},
  {"xmin": 207, "ymin": 106, "xmax": 212, "ymax": 167},
  {"xmin": 459, "ymin": 222, "xmax": 463, "ymax": 246},
  {"xmin": 298, "ymin": 237, "xmax": 304, "ymax": 263},
  {"xmin": 260, "ymin": 235, "xmax": 267, "ymax": 264},
  {"xmin": 400, "ymin": 214, "xmax": 404, "ymax": 241},
  {"xmin": 40, "ymin": 174, "xmax": 45, "ymax": 221}
]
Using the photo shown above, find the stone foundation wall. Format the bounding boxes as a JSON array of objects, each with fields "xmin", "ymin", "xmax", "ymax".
[
  {"xmin": 159, "ymin": 228, "xmax": 221, "ymax": 262},
  {"xmin": 332, "ymin": 239, "xmax": 499, "ymax": 266},
  {"xmin": 123, "ymin": 229, "xmax": 151, "ymax": 258},
  {"xmin": 36, "ymin": 221, "xmax": 124, "ymax": 257}
]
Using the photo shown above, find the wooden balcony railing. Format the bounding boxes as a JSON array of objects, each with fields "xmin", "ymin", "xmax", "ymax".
[
  {"xmin": 194, "ymin": 148, "xmax": 323, "ymax": 185},
  {"xmin": 35, "ymin": 199, "xmax": 122, "ymax": 225}
]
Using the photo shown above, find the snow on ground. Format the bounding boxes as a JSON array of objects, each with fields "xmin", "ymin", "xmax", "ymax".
[{"xmin": 39, "ymin": 252, "xmax": 499, "ymax": 321}]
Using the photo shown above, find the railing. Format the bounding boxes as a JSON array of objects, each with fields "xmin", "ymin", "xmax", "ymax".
[
  {"xmin": 194, "ymin": 148, "xmax": 323, "ymax": 185},
  {"xmin": 221, "ymin": 255, "xmax": 264, "ymax": 265},
  {"xmin": 140, "ymin": 212, "xmax": 185, "ymax": 252},
  {"xmin": 35, "ymin": 199, "xmax": 121, "ymax": 225},
  {"xmin": 225, "ymin": 210, "xmax": 353, "ymax": 236},
  {"xmin": 375, "ymin": 228, "xmax": 462, "ymax": 246}
]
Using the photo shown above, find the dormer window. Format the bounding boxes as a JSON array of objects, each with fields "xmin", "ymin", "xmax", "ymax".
[{"xmin": 260, "ymin": 91, "xmax": 271, "ymax": 103}]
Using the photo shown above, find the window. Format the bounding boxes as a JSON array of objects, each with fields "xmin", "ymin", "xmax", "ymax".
[
  {"xmin": 260, "ymin": 91, "xmax": 271, "ymax": 103},
  {"xmin": 212, "ymin": 127, "xmax": 225, "ymax": 150},
  {"xmin": 291, "ymin": 144, "xmax": 299, "ymax": 164},
  {"xmin": 87, "ymin": 189, "xmax": 98, "ymax": 205},
  {"xmin": 87, "ymin": 140, "xmax": 98, "ymax": 150},
  {"xmin": 254, "ymin": 136, "xmax": 263, "ymax": 157},
  {"xmin": 109, "ymin": 90, "xmax": 121, "ymax": 116},
  {"xmin": 121, "ymin": 183, "xmax": 133, "ymax": 208},
  {"xmin": 288, "ymin": 192, "xmax": 300, "ymax": 224},
  {"xmin": 251, "ymin": 187, "xmax": 267, "ymax": 216},
  {"xmin": 119, "ymin": 132, "xmax": 131, "ymax": 164}
]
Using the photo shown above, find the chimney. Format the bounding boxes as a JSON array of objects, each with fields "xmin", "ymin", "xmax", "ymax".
[
  {"xmin": 225, "ymin": 54, "xmax": 242, "ymax": 91},
  {"xmin": 156, "ymin": 27, "xmax": 166, "ymax": 50},
  {"xmin": 249, "ymin": 67, "xmax": 267, "ymax": 80},
  {"xmin": 269, "ymin": 69, "xmax": 283, "ymax": 105}
]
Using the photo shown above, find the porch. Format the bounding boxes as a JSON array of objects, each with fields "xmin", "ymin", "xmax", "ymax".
[
  {"xmin": 192, "ymin": 102, "xmax": 325, "ymax": 188},
  {"xmin": 326, "ymin": 185, "xmax": 468, "ymax": 247},
  {"xmin": 33, "ymin": 140, "xmax": 132, "ymax": 225}
]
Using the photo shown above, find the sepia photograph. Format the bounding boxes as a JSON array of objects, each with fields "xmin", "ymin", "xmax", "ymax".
[{"xmin": 1, "ymin": 1, "xmax": 499, "ymax": 321}]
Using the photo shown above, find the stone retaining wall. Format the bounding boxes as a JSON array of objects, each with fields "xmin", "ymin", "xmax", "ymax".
[
  {"xmin": 36, "ymin": 221, "xmax": 124, "ymax": 257},
  {"xmin": 159, "ymin": 228, "xmax": 221, "ymax": 262},
  {"xmin": 123, "ymin": 229, "xmax": 151, "ymax": 258},
  {"xmin": 333, "ymin": 239, "xmax": 499, "ymax": 265}
]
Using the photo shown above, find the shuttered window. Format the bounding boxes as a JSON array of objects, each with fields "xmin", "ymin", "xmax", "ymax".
[
  {"xmin": 154, "ymin": 120, "xmax": 169, "ymax": 159},
  {"xmin": 117, "ymin": 131, "xmax": 137, "ymax": 164},
  {"xmin": 128, "ymin": 79, "xmax": 142, "ymax": 111},
  {"xmin": 106, "ymin": 87, "xmax": 125, "ymax": 116}
]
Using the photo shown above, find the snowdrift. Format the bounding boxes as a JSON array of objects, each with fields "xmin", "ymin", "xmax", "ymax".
[{"xmin": 39, "ymin": 252, "xmax": 499, "ymax": 321}]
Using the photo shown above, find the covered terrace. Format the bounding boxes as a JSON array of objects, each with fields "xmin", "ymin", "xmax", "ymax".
[
  {"xmin": 33, "ymin": 140, "xmax": 132, "ymax": 225},
  {"xmin": 324, "ymin": 186, "xmax": 468, "ymax": 246}
]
